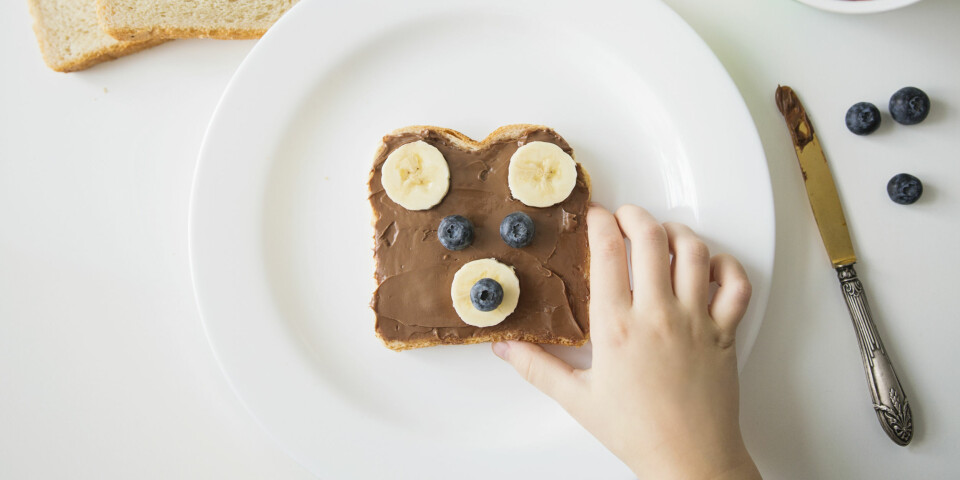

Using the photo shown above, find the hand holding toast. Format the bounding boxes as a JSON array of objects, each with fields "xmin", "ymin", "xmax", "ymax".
[{"xmin": 493, "ymin": 204, "xmax": 762, "ymax": 479}]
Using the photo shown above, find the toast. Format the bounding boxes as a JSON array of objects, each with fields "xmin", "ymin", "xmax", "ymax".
[
  {"xmin": 28, "ymin": 0, "xmax": 166, "ymax": 72},
  {"xmin": 95, "ymin": 0, "xmax": 298, "ymax": 41},
  {"xmin": 369, "ymin": 125, "xmax": 591, "ymax": 350}
]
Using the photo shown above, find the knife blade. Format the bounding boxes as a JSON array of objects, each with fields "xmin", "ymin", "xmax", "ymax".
[
  {"xmin": 774, "ymin": 87, "xmax": 856, "ymax": 267},
  {"xmin": 775, "ymin": 85, "xmax": 913, "ymax": 446}
]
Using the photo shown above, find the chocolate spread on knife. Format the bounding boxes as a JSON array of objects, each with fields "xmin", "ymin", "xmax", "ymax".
[
  {"xmin": 776, "ymin": 85, "xmax": 816, "ymax": 150},
  {"xmin": 368, "ymin": 128, "xmax": 590, "ymax": 345}
]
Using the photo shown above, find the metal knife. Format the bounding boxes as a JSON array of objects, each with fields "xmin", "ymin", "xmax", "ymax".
[{"xmin": 775, "ymin": 85, "xmax": 913, "ymax": 446}]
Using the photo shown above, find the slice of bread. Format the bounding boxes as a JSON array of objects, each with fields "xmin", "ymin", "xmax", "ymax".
[
  {"xmin": 369, "ymin": 125, "xmax": 592, "ymax": 351},
  {"xmin": 29, "ymin": 0, "xmax": 166, "ymax": 72},
  {"xmin": 95, "ymin": 0, "xmax": 298, "ymax": 41}
]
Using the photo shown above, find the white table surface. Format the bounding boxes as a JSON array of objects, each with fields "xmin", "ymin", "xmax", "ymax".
[{"xmin": 2, "ymin": 0, "xmax": 958, "ymax": 478}]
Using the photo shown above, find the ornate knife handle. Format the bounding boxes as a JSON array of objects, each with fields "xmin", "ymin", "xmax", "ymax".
[{"xmin": 836, "ymin": 264, "xmax": 913, "ymax": 445}]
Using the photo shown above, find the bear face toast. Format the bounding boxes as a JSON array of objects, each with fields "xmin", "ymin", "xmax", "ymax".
[{"xmin": 368, "ymin": 125, "xmax": 590, "ymax": 350}]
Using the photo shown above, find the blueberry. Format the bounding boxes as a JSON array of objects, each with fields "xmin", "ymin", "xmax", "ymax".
[
  {"xmin": 500, "ymin": 212, "xmax": 535, "ymax": 248},
  {"xmin": 845, "ymin": 102, "xmax": 881, "ymax": 135},
  {"xmin": 887, "ymin": 173, "xmax": 923, "ymax": 205},
  {"xmin": 438, "ymin": 215, "xmax": 474, "ymax": 250},
  {"xmin": 470, "ymin": 278, "xmax": 504, "ymax": 312},
  {"xmin": 889, "ymin": 87, "xmax": 930, "ymax": 125}
]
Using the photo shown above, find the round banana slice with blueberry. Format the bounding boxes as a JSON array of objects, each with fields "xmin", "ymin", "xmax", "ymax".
[{"xmin": 451, "ymin": 258, "xmax": 520, "ymax": 327}]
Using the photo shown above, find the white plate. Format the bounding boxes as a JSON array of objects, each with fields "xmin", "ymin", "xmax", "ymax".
[
  {"xmin": 794, "ymin": 0, "xmax": 924, "ymax": 14},
  {"xmin": 189, "ymin": 0, "xmax": 774, "ymax": 477}
]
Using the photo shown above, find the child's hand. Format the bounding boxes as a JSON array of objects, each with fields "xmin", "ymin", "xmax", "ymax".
[{"xmin": 493, "ymin": 205, "xmax": 761, "ymax": 479}]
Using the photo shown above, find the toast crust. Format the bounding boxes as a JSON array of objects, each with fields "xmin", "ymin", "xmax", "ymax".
[{"xmin": 370, "ymin": 124, "xmax": 591, "ymax": 351}]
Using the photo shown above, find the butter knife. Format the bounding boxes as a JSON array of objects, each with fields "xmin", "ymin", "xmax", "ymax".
[{"xmin": 775, "ymin": 85, "xmax": 913, "ymax": 446}]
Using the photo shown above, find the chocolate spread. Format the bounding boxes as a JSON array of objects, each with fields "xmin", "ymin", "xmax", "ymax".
[
  {"xmin": 775, "ymin": 85, "xmax": 816, "ymax": 150},
  {"xmin": 369, "ymin": 128, "xmax": 590, "ymax": 346}
]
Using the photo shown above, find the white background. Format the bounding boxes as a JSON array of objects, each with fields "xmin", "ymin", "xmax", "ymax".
[{"xmin": 2, "ymin": 0, "xmax": 958, "ymax": 478}]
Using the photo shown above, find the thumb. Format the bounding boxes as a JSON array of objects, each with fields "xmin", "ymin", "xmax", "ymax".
[{"xmin": 493, "ymin": 340, "xmax": 582, "ymax": 406}]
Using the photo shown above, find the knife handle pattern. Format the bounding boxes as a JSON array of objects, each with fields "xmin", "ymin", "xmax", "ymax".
[{"xmin": 836, "ymin": 264, "xmax": 913, "ymax": 445}]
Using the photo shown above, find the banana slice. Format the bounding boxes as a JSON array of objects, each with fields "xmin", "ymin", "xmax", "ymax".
[
  {"xmin": 451, "ymin": 258, "xmax": 520, "ymax": 327},
  {"xmin": 508, "ymin": 141, "xmax": 577, "ymax": 208},
  {"xmin": 381, "ymin": 141, "xmax": 450, "ymax": 210}
]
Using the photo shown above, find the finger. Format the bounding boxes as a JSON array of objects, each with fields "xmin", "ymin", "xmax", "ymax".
[
  {"xmin": 663, "ymin": 223, "xmax": 711, "ymax": 309},
  {"xmin": 587, "ymin": 205, "xmax": 631, "ymax": 309},
  {"xmin": 492, "ymin": 341, "xmax": 582, "ymax": 407},
  {"xmin": 709, "ymin": 254, "xmax": 752, "ymax": 333},
  {"xmin": 613, "ymin": 205, "xmax": 671, "ymax": 303}
]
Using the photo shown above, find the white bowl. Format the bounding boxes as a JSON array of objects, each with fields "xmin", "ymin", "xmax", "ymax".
[{"xmin": 795, "ymin": 0, "xmax": 924, "ymax": 14}]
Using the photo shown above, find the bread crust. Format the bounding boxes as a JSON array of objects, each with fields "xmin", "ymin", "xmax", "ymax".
[
  {"xmin": 102, "ymin": 25, "xmax": 268, "ymax": 42},
  {"xmin": 49, "ymin": 38, "xmax": 166, "ymax": 73},
  {"xmin": 371, "ymin": 124, "xmax": 591, "ymax": 351},
  {"xmin": 95, "ymin": 0, "xmax": 292, "ymax": 41}
]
